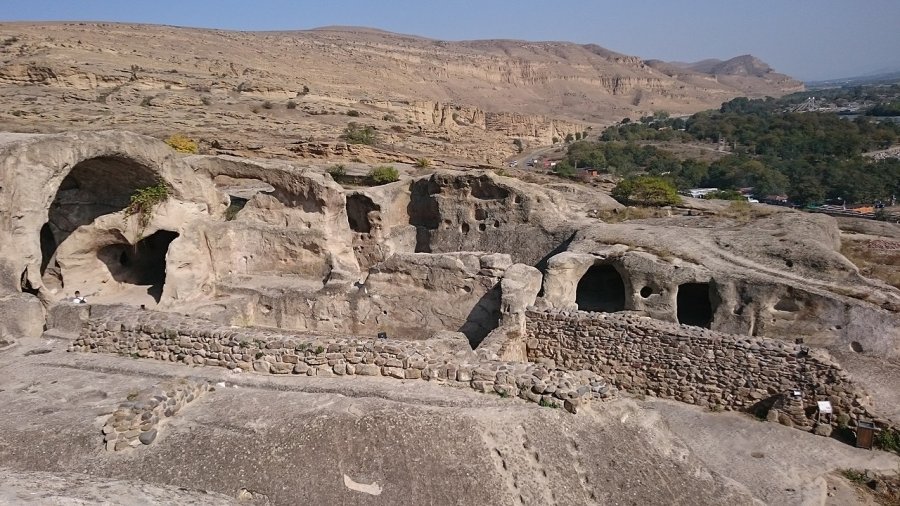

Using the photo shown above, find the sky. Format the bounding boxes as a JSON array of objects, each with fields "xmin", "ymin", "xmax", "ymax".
[{"xmin": 3, "ymin": 0, "xmax": 899, "ymax": 81}]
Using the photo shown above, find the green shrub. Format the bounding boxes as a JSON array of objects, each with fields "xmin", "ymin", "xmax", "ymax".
[
  {"xmin": 165, "ymin": 134, "xmax": 198, "ymax": 154},
  {"xmin": 342, "ymin": 122, "xmax": 378, "ymax": 145},
  {"xmin": 262, "ymin": 101, "xmax": 273, "ymax": 110},
  {"xmin": 513, "ymin": 138, "xmax": 523, "ymax": 153},
  {"xmin": 327, "ymin": 164, "xmax": 347, "ymax": 179},
  {"xmin": 414, "ymin": 158, "xmax": 431, "ymax": 169},
  {"xmin": 538, "ymin": 398, "xmax": 558, "ymax": 408},
  {"xmin": 368, "ymin": 166, "xmax": 400, "ymax": 185},
  {"xmin": 875, "ymin": 428, "xmax": 900, "ymax": 453},
  {"xmin": 346, "ymin": 109, "xmax": 361, "ymax": 117},
  {"xmin": 125, "ymin": 180, "xmax": 170, "ymax": 236},
  {"xmin": 553, "ymin": 161, "xmax": 577, "ymax": 179},
  {"xmin": 841, "ymin": 469, "xmax": 867, "ymax": 483},
  {"xmin": 611, "ymin": 176, "xmax": 681, "ymax": 206},
  {"xmin": 286, "ymin": 100, "xmax": 297, "ymax": 109}
]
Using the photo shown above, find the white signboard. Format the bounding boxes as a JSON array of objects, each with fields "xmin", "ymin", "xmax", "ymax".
[{"xmin": 817, "ymin": 401, "xmax": 833, "ymax": 414}]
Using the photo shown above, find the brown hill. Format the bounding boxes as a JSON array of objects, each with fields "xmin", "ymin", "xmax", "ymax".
[{"xmin": 0, "ymin": 22, "xmax": 804, "ymax": 164}]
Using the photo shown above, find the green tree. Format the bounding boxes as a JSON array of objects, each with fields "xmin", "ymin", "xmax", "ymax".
[
  {"xmin": 553, "ymin": 160, "xmax": 576, "ymax": 178},
  {"xmin": 611, "ymin": 176, "xmax": 681, "ymax": 206}
]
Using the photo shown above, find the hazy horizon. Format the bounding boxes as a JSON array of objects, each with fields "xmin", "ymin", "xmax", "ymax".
[{"xmin": 3, "ymin": 0, "xmax": 899, "ymax": 81}]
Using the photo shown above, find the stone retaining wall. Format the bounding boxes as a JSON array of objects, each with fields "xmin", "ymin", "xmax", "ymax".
[
  {"xmin": 102, "ymin": 378, "xmax": 208, "ymax": 451},
  {"xmin": 525, "ymin": 309, "xmax": 885, "ymax": 429},
  {"xmin": 70, "ymin": 305, "xmax": 616, "ymax": 413}
]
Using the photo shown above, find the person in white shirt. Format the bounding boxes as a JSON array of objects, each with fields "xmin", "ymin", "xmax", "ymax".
[{"xmin": 72, "ymin": 291, "xmax": 87, "ymax": 304}]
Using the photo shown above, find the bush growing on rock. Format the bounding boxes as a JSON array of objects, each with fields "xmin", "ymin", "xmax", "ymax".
[
  {"xmin": 415, "ymin": 158, "xmax": 431, "ymax": 169},
  {"xmin": 342, "ymin": 122, "xmax": 378, "ymax": 145},
  {"xmin": 125, "ymin": 180, "xmax": 170, "ymax": 236},
  {"xmin": 164, "ymin": 134, "xmax": 198, "ymax": 154},
  {"xmin": 368, "ymin": 166, "xmax": 399, "ymax": 185},
  {"xmin": 611, "ymin": 176, "xmax": 681, "ymax": 206}
]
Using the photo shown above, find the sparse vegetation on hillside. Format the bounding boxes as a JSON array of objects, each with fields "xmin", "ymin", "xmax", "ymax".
[
  {"xmin": 414, "ymin": 158, "xmax": 431, "ymax": 168},
  {"xmin": 165, "ymin": 134, "xmax": 198, "ymax": 154},
  {"xmin": 368, "ymin": 166, "xmax": 399, "ymax": 185},
  {"xmin": 342, "ymin": 122, "xmax": 378, "ymax": 145}
]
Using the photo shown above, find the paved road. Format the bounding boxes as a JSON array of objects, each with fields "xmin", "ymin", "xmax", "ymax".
[{"xmin": 505, "ymin": 144, "xmax": 562, "ymax": 169}]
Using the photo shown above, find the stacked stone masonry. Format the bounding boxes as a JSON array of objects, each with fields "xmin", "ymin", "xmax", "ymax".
[
  {"xmin": 102, "ymin": 378, "xmax": 209, "ymax": 451},
  {"xmin": 525, "ymin": 309, "xmax": 890, "ymax": 430},
  {"xmin": 70, "ymin": 306, "xmax": 616, "ymax": 413}
]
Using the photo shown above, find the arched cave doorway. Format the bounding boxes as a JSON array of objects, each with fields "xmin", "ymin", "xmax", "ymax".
[
  {"xmin": 346, "ymin": 194, "xmax": 378, "ymax": 233},
  {"xmin": 41, "ymin": 156, "xmax": 161, "ymax": 288},
  {"xmin": 98, "ymin": 231, "xmax": 179, "ymax": 302},
  {"xmin": 676, "ymin": 282, "xmax": 714, "ymax": 328},
  {"xmin": 576, "ymin": 264, "xmax": 626, "ymax": 312}
]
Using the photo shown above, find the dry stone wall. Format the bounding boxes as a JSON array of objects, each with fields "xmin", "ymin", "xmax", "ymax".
[
  {"xmin": 69, "ymin": 305, "xmax": 615, "ymax": 413},
  {"xmin": 102, "ymin": 379, "xmax": 208, "ymax": 452},
  {"xmin": 525, "ymin": 309, "xmax": 886, "ymax": 430}
]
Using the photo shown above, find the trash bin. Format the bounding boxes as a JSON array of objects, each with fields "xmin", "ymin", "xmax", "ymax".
[{"xmin": 856, "ymin": 420, "xmax": 876, "ymax": 450}]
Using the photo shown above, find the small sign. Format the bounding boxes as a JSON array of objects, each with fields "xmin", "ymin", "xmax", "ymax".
[
  {"xmin": 792, "ymin": 390, "xmax": 802, "ymax": 398},
  {"xmin": 377, "ymin": 332, "xmax": 387, "ymax": 340},
  {"xmin": 817, "ymin": 401, "xmax": 833, "ymax": 414}
]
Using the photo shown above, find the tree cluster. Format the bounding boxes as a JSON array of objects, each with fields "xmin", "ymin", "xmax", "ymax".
[{"xmin": 584, "ymin": 95, "xmax": 900, "ymax": 205}]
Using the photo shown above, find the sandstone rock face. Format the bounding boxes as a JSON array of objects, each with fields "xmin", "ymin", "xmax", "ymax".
[
  {"xmin": 0, "ymin": 130, "xmax": 896, "ymax": 363},
  {"xmin": 405, "ymin": 171, "xmax": 580, "ymax": 265},
  {"xmin": 0, "ymin": 131, "xmax": 224, "ymax": 307},
  {"xmin": 539, "ymin": 213, "xmax": 900, "ymax": 357},
  {"xmin": 0, "ymin": 293, "xmax": 44, "ymax": 339}
]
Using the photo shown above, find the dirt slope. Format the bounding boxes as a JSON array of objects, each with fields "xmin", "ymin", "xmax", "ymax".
[{"xmin": 0, "ymin": 22, "xmax": 803, "ymax": 164}]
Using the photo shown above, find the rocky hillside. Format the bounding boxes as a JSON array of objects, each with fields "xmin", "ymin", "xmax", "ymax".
[{"xmin": 0, "ymin": 22, "xmax": 803, "ymax": 164}]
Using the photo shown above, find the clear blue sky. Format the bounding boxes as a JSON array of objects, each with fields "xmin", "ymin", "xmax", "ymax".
[{"xmin": 3, "ymin": 0, "xmax": 899, "ymax": 81}]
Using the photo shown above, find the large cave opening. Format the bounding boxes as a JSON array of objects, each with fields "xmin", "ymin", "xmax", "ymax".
[
  {"xmin": 576, "ymin": 264, "xmax": 626, "ymax": 312},
  {"xmin": 41, "ymin": 156, "xmax": 160, "ymax": 287},
  {"xmin": 346, "ymin": 194, "xmax": 378, "ymax": 234},
  {"xmin": 98, "ymin": 230, "xmax": 179, "ymax": 302},
  {"xmin": 676, "ymin": 282, "xmax": 714, "ymax": 328}
]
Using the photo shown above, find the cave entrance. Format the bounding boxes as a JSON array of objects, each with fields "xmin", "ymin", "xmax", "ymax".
[
  {"xmin": 677, "ymin": 282, "xmax": 714, "ymax": 328},
  {"xmin": 98, "ymin": 230, "xmax": 179, "ymax": 302},
  {"xmin": 41, "ymin": 156, "xmax": 160, "ymax": 288},
  {"xmin": 346, "ymin": 194, "xmax": 379, "ymax": 233},
  {"xmin": 576, "ymin": 264, "xmax": 626, "ymax": 312}
]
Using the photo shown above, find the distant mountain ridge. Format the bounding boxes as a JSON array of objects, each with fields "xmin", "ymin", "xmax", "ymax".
[
  {"xmin": 665, "ymin": 55, "xmax": 777, "ymax": 78},
  {"xmin": 0, "ymin": 22, "xmax": 804, "ymax": 124}
]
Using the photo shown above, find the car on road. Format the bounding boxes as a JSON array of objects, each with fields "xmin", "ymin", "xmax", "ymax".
[{"xmin": 508, "ymin": 160, "xmax": 518, "ymax": 167}]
